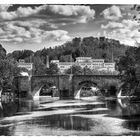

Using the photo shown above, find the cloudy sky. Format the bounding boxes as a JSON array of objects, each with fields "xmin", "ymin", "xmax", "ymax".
[{"xmin": 0, "ymin": 4, "xmax": 139, "ymax": 52}]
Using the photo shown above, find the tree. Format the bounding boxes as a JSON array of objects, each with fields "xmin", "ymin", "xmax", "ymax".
[
  {"xmin": 117, "ymin": 55, "xmax": 135, "ymax": 75},
  {"xmin": 33, "ymin": 56, "xmax": 46, "ymax": 75},
  {"xmin": 7, "ymin": 50, "xmax": 34, "ymax": 61},
  {"xmin": 0, "ymin": 59, "xmax": 23, "ymax": 89},
  {"xmin": 65, "ymin": 65, "xmax": 83, "ymax": 75},
  {"xmin": 45, "ymin": 63, "xmax": 59, "ymax": 75},
  {"xmin": 59, "ymin": 55, "xmax": 74, "ymax": 62},
  {"xmin": 0, "ymin": 44, "xmax": 6, "ymax": 60},
  {"xmin": 117, "ymin": 46, "xmax": 139, "ymax": 96},
  {"xmin": 32, "ymin": 36, "xmax": 128, "ymax": 63},
  {"xmin": 135, "ymin": 47, "xmax": 140, "ymax": 65},
  {"xmin": 82, "ymin": 66, "xmax": 93, "ymax": 75}
]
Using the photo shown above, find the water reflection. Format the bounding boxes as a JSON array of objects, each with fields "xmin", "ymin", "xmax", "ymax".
[
  {"xmin": 106, "ymin": 98, "xmax": 140, "ymax": 118},
  {"xmin": 0, "ymin": 126, "xmax": 12, "ymax": 136},
  {"xmin": 0, "ymin": 100, "xmax": 18, "ymax": 117},
  {"xmin": 1, "ymin": 95, "xmax": 140, "ymax": 135},
  {"xmin": 0, "ymin": 99, "xmax": 33, "ymax": 118},
  {"xmin": 105, "ymin": 98, "xmax": 140, "ymax": 134},
  {"xmin": 24, "ymin": 114, "xmax": 95, "ymax": 131},
  {"xmin": 18, "ymin": 100, "xmax": 33, "ymax": 112},
  {"xmin": 123, "ymin": 120, "xmax": 140, "ymax": 131}
]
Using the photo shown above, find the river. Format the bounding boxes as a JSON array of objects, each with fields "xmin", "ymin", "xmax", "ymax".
[{"xmin": 0, "ymin": 96, "xmax": 140, "ymax": 136}]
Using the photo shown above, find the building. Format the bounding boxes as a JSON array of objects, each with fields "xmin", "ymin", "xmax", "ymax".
[
  {"xmin": 75, "ymin": 57, "xmax": 93, "ymax": 63},
  {"xmin": 18, "ymin": 59, "xmax": 33, "ymax": 71},
  {"xmin": 51, "ymin": 57, "xmax": 115, "ymax": 73}
]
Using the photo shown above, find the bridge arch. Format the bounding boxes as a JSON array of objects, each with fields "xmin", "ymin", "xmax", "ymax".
[
  {"xmin": 77, "ymin": 80, "xmax": 98, "ymax": 90},
  {"xmin": 31, "ymin": 76, "xmax": 60, "ymax": 97},
  {"xmin": 39, "ymin": 82, "xmax": 58, "ymax": 97},
  {"xmin": 31, "ymin": 75, "xmax": 71, "ymax": 97},
  {"xmin": 72, "ymin": 75, "xmax": 100, "ymax": 93},
  {"xmin": 74, "ymin": 80, "xmax": 101, "ymax": 99},
  {"xmin": 33, "ymin": 82, "xmax": 58, "ymax": 97}
]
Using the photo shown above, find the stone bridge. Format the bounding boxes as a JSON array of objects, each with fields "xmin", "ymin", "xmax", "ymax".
[{"xmin": 13, "ymin": 74, "xmax": 120, "ymax": 98}]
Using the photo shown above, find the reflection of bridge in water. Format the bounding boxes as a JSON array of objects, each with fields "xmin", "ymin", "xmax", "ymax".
[{"xmin": 14, "ymin": 74, "xmax": 120, "ymax": 99}]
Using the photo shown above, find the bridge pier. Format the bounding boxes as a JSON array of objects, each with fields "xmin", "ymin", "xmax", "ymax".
[{"xmin": 59, "ymin": 75, "xmax": 74, "ymax": 99}]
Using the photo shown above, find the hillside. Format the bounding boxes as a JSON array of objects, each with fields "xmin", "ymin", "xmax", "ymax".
[
  {"xmin": 34, "ymin": 36, "xmax": 132, "ymax": 62},
  {"xmin": 7, "ymin": 36, "xmax": 132, "ymax": 63}
]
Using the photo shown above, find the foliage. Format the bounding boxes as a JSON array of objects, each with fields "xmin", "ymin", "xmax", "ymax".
[
  {"xmin": 8, "ymin": 36, "xmax": 130, "ymax": 64},
  {"xmin": 7, "ymin": 50, "xmax": 34, "ymax": 61},
  {"xmin": 82, "ymin": 66, "xmax": 94, "ymax": 75},
  {"xmin": 45, "ymin": 63, "xmax": 59, "ymax": 75},
  {"xmin": 32, "ymin": 56, "xmax": 59, "ymax": 75},
  {"xmin": 32, "ymin": 56, "xmax": 46, "ymax": 75},
  {"xmin": 0, "ymin": 59, "xmax": 24, "ymax": 89},
  {"xmin": 135, "ymin": 47, "xmax": 140, "ymax": 65},
  {"xmin": 64, "ymin": 65, "xmax": 118, "ymax": 75},
  {"xmin": 0, "ymin": 44, "xmax": 6, "ymax": 60},
  {"xmin": 0, "ymin": 44, "xmax": 30, "ymax": 89},
  {"xmin": 65, "ymin": 65, "xmax": 83, "ymax": 75},
  {"xmin": 117, "ymin": 47, "xmax": 137, "ymax": 78},
  {"xmin": 117, "ymin": 46, "xmax": 140, "ymax": 96}
]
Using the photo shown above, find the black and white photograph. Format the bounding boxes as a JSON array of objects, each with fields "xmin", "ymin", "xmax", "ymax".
[{"xmin": 0, "ymin": 0, "xmax": 140, "ymax": 136}]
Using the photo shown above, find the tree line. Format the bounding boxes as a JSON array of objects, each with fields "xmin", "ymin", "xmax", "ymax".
[{"xmin": 7, "ymin": 36, "xmax": 129, "ymax": 63}]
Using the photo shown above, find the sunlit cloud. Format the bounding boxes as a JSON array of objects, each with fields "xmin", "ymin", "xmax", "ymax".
[
  {"xmin": 0, "ymin": 4, "xmax": 95, "ymax": 24},
  {"xmin": 0, "ymin": 4, "xmax": 96, "ymax": 44},
  {"xmin": 0, "ymin": 21, "xmax": 71, "ymax": 44},
  {"xmin": 101, "ymin": 5, "xmax": 122, "ymax": 21}
]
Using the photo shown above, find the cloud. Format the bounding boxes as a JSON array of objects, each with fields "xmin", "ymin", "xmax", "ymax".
[
  {"xmin": 0, "ymin": 5, "xmax": 46, "ymax": 20},
  {"xmin": 0, "ymin": 4, "xmax": 95, "ymax": 24},
  {"xmin": 101, "ymin": 14, "xmax": 140, "ymax": 46},
  {"xmin": 0, "ymin": 4, "xmax": 96, "ymax": 44},
  {"xmin": 101, "ymin": 5, "xmax": 122, "ymax": 21},
  {"xmin": 0, "ymin": 21, "xmax": 71, "ymax": 44},
  {"xmin": 101, "ymin": 21, "xmax": 123, "ymax": 29},
  {"xmin": 101, "ymin": 19, "xmax": 139, "ymax": 29},
  {"xmin": 45, "ymin": 5, "xmax": 95, "ymax": 23},
  {"xmin": 122, "ymin": 19, "xmax": 139, "ymax": 29},
  {"xmin": 0, "ymin": 4, "xmax": 12, "ymax": 12},
  {"xmin": 13, "ymin": 19, "xmax": 58, "ymax": 30},
  {"xmin": 102, "ymin": 25, "xmax": 140, "ymax": 46},
  {"xmin": 42, "ymin": 30, "xmax": 71, "ymax": 41},
  {"xmin": 110, "ymin": 29, "xmax": 140, "ymax": 46}
]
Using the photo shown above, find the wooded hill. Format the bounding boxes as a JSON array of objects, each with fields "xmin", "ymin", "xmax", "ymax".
[{"xmin": 7, "ymin": 36, "xmax": 132, "ymax": 63}]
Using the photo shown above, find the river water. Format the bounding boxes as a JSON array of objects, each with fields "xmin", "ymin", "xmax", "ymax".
[{"xmin": 1, "ymin": 96, "xmax": 140, "ymax": 136}]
